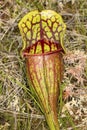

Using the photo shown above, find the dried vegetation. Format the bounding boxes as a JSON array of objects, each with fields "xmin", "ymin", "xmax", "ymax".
[{"xmin": 0, "ymin": 0, "xmax": 87, "ymax": 130}]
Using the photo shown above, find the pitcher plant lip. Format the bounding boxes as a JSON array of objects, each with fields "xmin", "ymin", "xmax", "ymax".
[{"xmin": 23, "ymin": 48, "xmax": 63, "ymax": 57}]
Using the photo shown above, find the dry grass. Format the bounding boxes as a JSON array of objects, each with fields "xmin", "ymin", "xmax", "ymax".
[{"xmin": 0, "ymin": 0, "xmax": 87, "ymax": 130}]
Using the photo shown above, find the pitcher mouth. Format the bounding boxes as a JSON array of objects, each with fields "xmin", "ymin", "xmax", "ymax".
[
  {"xmin": 23, "ymin": 49, "xmax": 63, "ymax": 57},
  {"xmin": 23, "ymin": 39, "xmax": 64, "ymax": 57}
]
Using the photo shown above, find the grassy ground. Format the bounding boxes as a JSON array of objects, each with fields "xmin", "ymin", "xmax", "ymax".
[{"xmin": 0, "ymin": 0, "xmax": 87, "ymax": 130}]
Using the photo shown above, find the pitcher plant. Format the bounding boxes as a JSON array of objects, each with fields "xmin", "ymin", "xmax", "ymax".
[{"xmin": 18, "ymin": 10, "xmax": 66, "ymax": 130}]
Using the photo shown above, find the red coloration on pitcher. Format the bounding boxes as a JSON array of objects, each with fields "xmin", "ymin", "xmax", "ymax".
[
  {"xmin": 18, "ymin": 10, "xmax": 66, "ymax": 130},
  {"xmin": 23, "ymin": 40, "xmax": 64, "ymax": 130}
]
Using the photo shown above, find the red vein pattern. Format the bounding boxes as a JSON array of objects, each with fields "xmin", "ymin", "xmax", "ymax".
[{"xmin": 18, "ymin": 10, "xmax": 66, "ymax": 51}]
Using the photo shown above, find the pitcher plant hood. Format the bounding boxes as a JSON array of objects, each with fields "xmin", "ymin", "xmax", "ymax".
[{"xmin": 18, "ymin": 10, "xmax": 66, "ymax": 53}]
